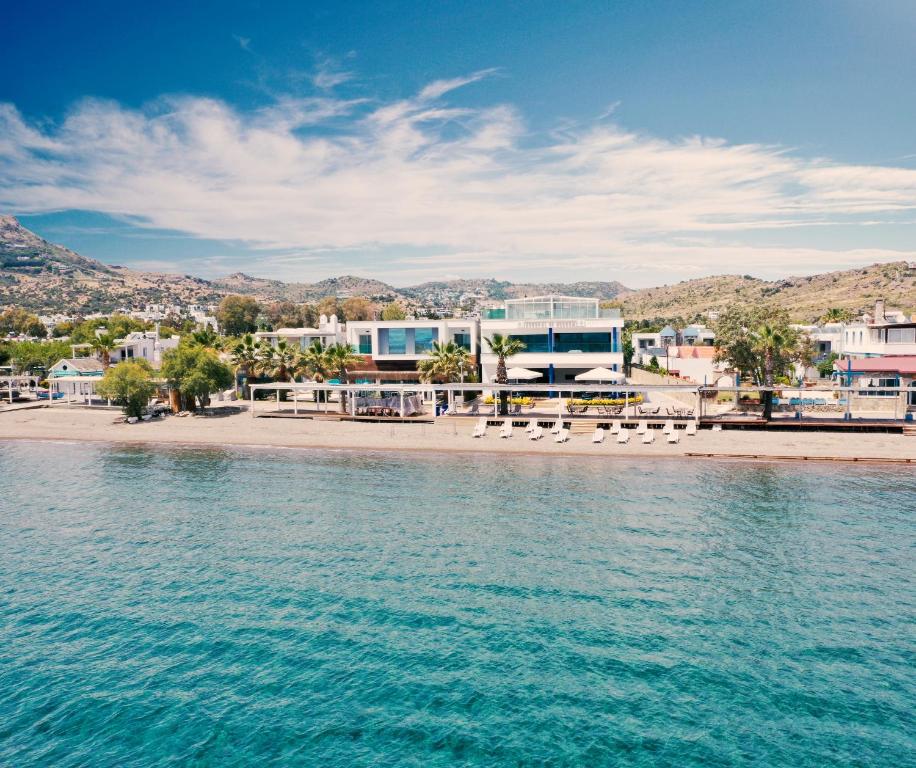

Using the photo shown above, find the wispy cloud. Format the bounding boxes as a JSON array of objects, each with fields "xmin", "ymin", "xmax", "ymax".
[
  {"xmin": 232, "ymin": 34, "xmax": 251, "ymax": 52},
  {"xmin": 1, "ymin": 71, "xmax": 915, "ymax": 285}
]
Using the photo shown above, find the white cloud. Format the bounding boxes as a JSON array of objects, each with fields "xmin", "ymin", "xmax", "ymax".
[{"xmin": 1, "ymin": 72, "xmax": 915, "ymax": 285}]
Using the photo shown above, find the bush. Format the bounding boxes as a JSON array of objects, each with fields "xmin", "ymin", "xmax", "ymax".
[{"xmin": 97, "ymin": 360, "xmax": 157, "ymax": 418}]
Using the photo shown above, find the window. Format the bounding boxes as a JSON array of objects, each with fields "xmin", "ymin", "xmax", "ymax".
[
  {"xmin": 887, "ymin": 327, "xmax": 916, "ymax": 344},
  {"xmin": 415, "ymin": 327, "xmax": 437, "ymax": 353},
  {"xmin": 507, "ymin": 334, "xmax": 548, "ymax": 353},
  {"xmin": 387, "ymin": 328, "xmax": 407, "ymax": 354},
  {"xmin": 358, "ymin": 334, "xmax": 372, "ymax": 355},
  {"xmin": 554, "ymin": 332, "xmax": 612, "ymax": 353},
  {"xmin": 453, "ymin": 331, "xmax": 471, "ymax": 350},
  {"xmin": 858, "ymin": 376, "xmax": 899, "ymax": 397}
]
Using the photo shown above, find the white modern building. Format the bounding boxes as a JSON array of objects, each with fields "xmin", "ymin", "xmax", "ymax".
[
  {"xmin": 109, "ymin": 331, "xmax": 180, "ymax": 366},
  {"xmin": 841, "ymin": 301, "xmax": 916, "ymax": 358},
  {"xmin": 479, "ymin": 296, "xmax": 623, "ymax": 386},
  {"xmin": 255, "ymin": 314, "xmax": 345, "ymax": 350}
]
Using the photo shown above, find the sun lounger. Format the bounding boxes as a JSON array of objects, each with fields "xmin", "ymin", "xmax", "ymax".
[
  {"xmin": 499, "ymin": 419, "xmax": 513, "ymax": 438},
  {"xmin": 529, "ymin": 426, "xmax": 544, "ymax": 440},
  {"xmin": 616, "ymin": 428, "xmax": 630, "ymax": 444},
  {"xmin": 641, "ymin": 429, "xmax": 655, "ymax": 444},
  {"xmin": 592, "ymin": 427, "xmax": 605, "ymax": 444},
  {"xmin": 667, "ymin": 430, "xmax": 680, "ymax": 444},
  {"xmin": 554, "ymin": 428, "xmax": 569, "ymax": 443},
  {"xmin": 609, "ymin": 420, "xmax": 621, "ymax": 434},
  {"xmin": 662, "ymin": 420, "xmax": 674, "ymax": 434},
  {"xmin": 685, "ymin": 422, "xmax": 697, "ymax": 436},
  {"xmin": 635, "ymin": 421, "xmax": 647, "ymax": 435},
  {"xmin": 550, "ymin": 419, "xmax": 563, "ymax": 434},
  {"xmin": 472, "ymin": 418, "xmax": 487, "ymax": 438},
  {"xmin": 525, "ymin": 418, "xmax": 537, "ymax": 433},
  {"xmin": 711, "ymin": 424, "xmax": 722, "ymax": 432}
]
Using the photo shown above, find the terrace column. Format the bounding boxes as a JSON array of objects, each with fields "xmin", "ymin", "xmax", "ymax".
[
  {"xmin": 400, "ymin": 391, "xmax": 405, "ymax": 418},
  {"xmin": 293, "ymin": 388, "xmax": 299, "ymax": 416},
  {"xmin": 250, "ymin": 387, "xmax": 255, "ymax": 417}
]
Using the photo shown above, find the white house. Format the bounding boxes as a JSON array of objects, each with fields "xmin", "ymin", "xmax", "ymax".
[
  {"xmin": 109, "ymin": 331, "xmax": 179, "ymax": 367},
  {"xmin": 479, "ymin": 296, "xmax": 623, "ymax": 386},
  {"xmin": 255, "ymin": 314, "xmax": 345, "ymax": 350},
  {"xmin": 842, "ymin": 301, "xmax": 916, "ymax": 358}
]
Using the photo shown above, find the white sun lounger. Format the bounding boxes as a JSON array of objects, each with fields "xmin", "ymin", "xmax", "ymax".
[
  {"xmin": 616, "ymin": 428, "xmax": 630, "ymax": 444},
  {"xmin": 635, "ymin": 421, "xmax": 647, "ymax": 435},
  {"xmin": 499, "ymin": 419, "xmax": 513, "ymax": 438},
  {"xmin": 554, "ymin": 428, "xmax": 570, "ymax": 443},
  {"xmin": 529, "ymin": 426, "xmax": 544, "ymax": 440},
  {"xmin": 550, "ymin": 419, "xmax": 563, "ymax": 434},
  {"xmin": 667, "ymin": 430, "xmax": 680, "ymax": 444},
  {"xmin": 641, "ymin": 429, "xmax": 655, "ymax": 444},
  {"xmin": 525, "ymin": 418, "xmax": 537, "ymax": 433},
  {"xmin": 592, "ymin": 427, "xmax": 605, "ymax": 444},
  {"xmin": 472, "ymin": 418, "xmax": 487, "ymax": 438},
  {"xmin": 685, "ymin": 422, "xmax": 697, "ymax": 436},
  {"xmin": 609, "ymin": 420, "xmax": 622, "ymax": 434},
  {"xmin": 711, "ymin": 424, "xmax": 723, "ymax": 432},
  {"xmin": 662, "ymin": 419, "xmax": 675, "ymax": 435}
]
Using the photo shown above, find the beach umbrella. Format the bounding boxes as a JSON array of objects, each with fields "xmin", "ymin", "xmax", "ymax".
[
  {"xmin": 506, "ymin": 367, "xmax": 541, "ymax": 381},
  {"xmin": 574, "ymin": 367, "xmax": 625, "ymax": 383}
]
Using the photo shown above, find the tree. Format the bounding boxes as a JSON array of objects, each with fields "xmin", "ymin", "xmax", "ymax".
[
  {"xmin": 342, "ymin": 297, "xmax": 377, "ymax": 321},
  {"xmin": 380, "ymin": 302, "xmax": 407, "ymax": 321},
  {"xmin": 325, "ymin": 343, "xmax": 363, "ymax": 412},
  {"xmin": 622, "ymin": 328, "xmax": 635, "ymax": 375},
  {"xmin": 229, "ymin": 333, "xmax": 263, "ymax": 398},
  {"xmin": 91, "ymin": 333, "xmax": 117, "ymax": 369},
  {"xmin": 7, "ymin": 340, "xmax": 71, "ymax": 373},
  {"xmin": 0, "ymin": 308, "xmax": 46, "ymax": 338},
  {"xmin": 714, "ymin": 307, "xmax": 812, "ymax": 420},
  {"xmin": 316, "ymin": 297, "xmax": 344, "ymax": 320},
  {"xmin": 189, "ymin": 325, "xmax": 221, "ymax": 350},
  {"xmin": 161, "ymin": 345, "xmax": 234, "ymax": 411},
  {"xmin": 258, "ymin": 339, "xmax": 299, "ymax": 385},
  {"xmin": 820, "ymin": 307, "xmax": 854, "ymax": 324},
  {"xmin": 484, "ymin": 333, "xmax": 526, "ymax": 415},
  {"xmin": 817, "ymin": 352, "xmax": 839, "ymax": 379},
  {"xmin": 417, "ymin": 341, "xmax": 470, "ymax": 383},
  {"xmin": 298, "ymin": 340, "xmax": 333, "ymax": 402},
  {"xmin": 97, "ymin": 360, "xmax": 157, "ymax": 419},
  {"xmin": 71, "ymin": 314, "xmax": 148, "ymax": 344},
  {"xmin": 264, "ymin": 301, "xmax": 306, "ymax": 329},
  {"xmin": 216, "ymin": 295, "xmax": 261, "ymax": 336}
]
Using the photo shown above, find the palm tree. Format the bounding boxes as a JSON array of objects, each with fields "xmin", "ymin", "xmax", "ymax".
[
  {"xmin": 190, "ymin": 326, "xmax": 221, "ymax": 350},
  {"xmin": 325, "ymin": 343, "xmax": 363, "ymax": 412},
  {"xmin": 417, "ymin": 341, "xmax": 470, "ymax": 383},
  {"xmin": 820, "ymin": 307, "xmax": 852, "ymax": 324},
  {"xmin": 230, "ymin": 333, "xmax": 262, "ymax": 399},
  {"xmin": 92, "ymin": 333, "xmax": 117, "ymax": 369},
  {"xmin": 752, "ymin": 324, "xmax": 786, "ymax": 421},
  {"xmin": 298, "ymin": 340, "xmax": 333, "ymax": 402},
  {"xmin": 484, "ymin": 333, "xmax": 526, "ymax": 415},
  {"xmin": 258, "ymin": 339, "xmax": 298, "ymax": 383}
]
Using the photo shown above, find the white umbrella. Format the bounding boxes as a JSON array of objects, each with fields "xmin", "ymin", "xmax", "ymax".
[
  {"xmin": 575, "ymin": 367, "xmax": 625, "ymax": 383},
  {"xmin": 506, "ymin": 367, "xmax": 541, "ymax": 381}
]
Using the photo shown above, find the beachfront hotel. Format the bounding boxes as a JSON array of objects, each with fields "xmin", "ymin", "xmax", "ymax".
[{"xmin": 479, "ymin": 296, "xmax": 624, "ymax": 385}]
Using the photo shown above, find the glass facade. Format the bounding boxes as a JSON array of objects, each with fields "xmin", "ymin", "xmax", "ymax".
[
  {"xmin": 508, "ymin": 334, "xmax": 549, "ymax": 353},
  {"xmin": 503, "ymin": 296, "xmax": 620, "ymax": 321},
  {"xmin": 453, "ymin": 332, "xmax": 471, "ymax": 350},
  {"xmin": 358, "ymin": 335, "xmax": 372, "ymax": 355},
  {"xmin": 554, "ymin": 332, "xmax": 613, "ymax": 353},
  {"xmin": 384, "ymin": 328, "xmax": 407, "ymax": 355},
  {"xmin": 414, "ymin": 327, "xmax": 437, "ymax": 353}
]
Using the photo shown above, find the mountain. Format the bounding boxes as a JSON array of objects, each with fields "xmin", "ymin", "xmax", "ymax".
[
  {"xmin": 617, "ymin": 262, "xmax": 916, "ymax": 323},
  {"xmin": 1, "ymin": 216, "xmax": 913, "ymax": 322}
]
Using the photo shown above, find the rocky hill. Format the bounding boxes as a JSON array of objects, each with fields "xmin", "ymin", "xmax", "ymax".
[
  {"xmin": 618, "ymin": 262, "xmax": 916, "ymax": 323},
  {"xmin": 1, "ymin": 216, "xmax": 913, "ymax": 322}
]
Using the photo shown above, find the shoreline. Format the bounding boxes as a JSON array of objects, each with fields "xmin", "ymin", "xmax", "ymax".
[{"xmin": 1, "ymin": 406, "xmax": 915, "ymax": 465}]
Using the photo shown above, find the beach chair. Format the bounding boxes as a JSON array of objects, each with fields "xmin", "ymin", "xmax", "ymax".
[
  {"xmin": 685, "ymin": 422, "xmax": 697, "ymax": 436},
  {"xmin": 550, "ymin": 419, "xmax": 564, "ymax": 434},
  {"xmin": 512, "ymin": 403, "xmax": 522, "ymax": 415},
  {"xmin": 529, "ymin": 426, "xmax": 544, "ymax": 440},
  {"xmin": 592, "ymin": 427, "xmax": 605, "ymax": 444},
  {"xmin": 468, "ymin": 401, "xmax": 480, "ymax": 416},
  {"xmin": 499, "ymin": 419, "xmax": 513, "ymax": 439},
  {"xmin": 635, "ymin": 421, "xmax": 647, "ymax": 435},
  {"xmin": 667, "ymin": 430, "xmax": 680, "ymax": 444},
  {"xmin": 662, "ymin": 420, "xmax": 674, "ymax": 435},
  {"xmin": 472, "ymin": 418, "xmax": 487, "ymax": 438},
  {"xmin": 609, "ymin": 420, "xmax": 622, "ymax": 434},
  {"xmin": 641, "ymin": 429, "xmax": 655, "ymax": 444},
  {"xmin": 525, "ymin": 418, "xmax": 537, "ymax": 433},
  {"xmin": 711, "ymin": 424, "xmax": 723, "ymax": 432},
  {"xmin": 616, "ymin": 428, "xmax": 630, "ymax": 444},
  {"xmin": 554, "ymin": 428, "xmax": 570, "ymax": 443}
]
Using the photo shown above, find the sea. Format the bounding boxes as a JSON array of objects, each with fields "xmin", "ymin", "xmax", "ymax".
[{"xmin": 0, "ymin": 440, "xmax": 913, "ymax": 767}]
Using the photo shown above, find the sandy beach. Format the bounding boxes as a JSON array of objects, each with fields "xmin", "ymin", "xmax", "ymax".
[{"xmin": 1, "ymin": 404, "xmax": 914, "ymax": 463}]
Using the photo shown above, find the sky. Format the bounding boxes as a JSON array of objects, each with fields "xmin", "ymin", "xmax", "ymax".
[{"xmin": 1, "ymin": 0, "xmax": 916, "ymax": 288}]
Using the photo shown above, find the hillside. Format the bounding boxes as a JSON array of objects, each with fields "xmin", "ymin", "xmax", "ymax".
[
  {"xmin": 1, "ymin": 216, "xmax": 913, "ymax": 322},
  {"xmin": 618, "ymin": 262, "xmax": 916, "ymax": 323}
]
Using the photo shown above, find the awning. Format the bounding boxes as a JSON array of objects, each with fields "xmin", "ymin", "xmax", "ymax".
[
  {"xmin": 506, "ymin": 367, "xmax": 541, "ymax": 381},
  {"xmin": 574, "ymin": 367, "xmax": 625, "ymax": 383}
]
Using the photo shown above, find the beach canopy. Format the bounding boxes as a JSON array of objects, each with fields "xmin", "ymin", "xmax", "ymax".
[
  {"xmin": 575, "ymin": 367, "xmax": 625, "ymax": 382},
  {"xmin": 506, "ymin": 367, "xmax": 541, "ymax": 380}
]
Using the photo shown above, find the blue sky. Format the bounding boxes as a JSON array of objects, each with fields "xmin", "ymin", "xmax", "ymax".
[{"xmin": 2, "ymin": 0, "xmax": 915, "ymax": 287}]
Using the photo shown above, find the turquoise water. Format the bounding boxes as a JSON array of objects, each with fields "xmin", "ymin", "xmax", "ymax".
[{"xmin": 0, "ymin": 441, "xmax": 913, "ymax": 767}]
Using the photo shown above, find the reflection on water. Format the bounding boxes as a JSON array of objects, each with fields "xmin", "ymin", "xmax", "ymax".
[{"xmin": 0, "ymin": 440, "xmax": 913, "ymax": 767}]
